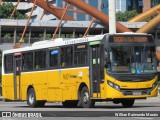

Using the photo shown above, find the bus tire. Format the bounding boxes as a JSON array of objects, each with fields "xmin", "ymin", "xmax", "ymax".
[
  {"xmin": 62, "ymin": 100, "xmax": 78, "ymax": 108},
  {"xmin": 27, "ymin": 88, "xmax": 38, "ymax": 108},
  {"xmin": 81, "ymin": 86, "xmax": 95, "ymax": 108},
  {"xmin": 121, "ymin": 99, "xmax": 135, "ymax": 108}
]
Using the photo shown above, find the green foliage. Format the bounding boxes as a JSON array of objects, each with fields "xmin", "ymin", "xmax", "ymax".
[
  {"xmin": 0, "ymin": 49, "xmax": 2, "ymax": 84},
  {"xmin": 0, "ymin": 2, "xmax": 28, "ymax": 19},
  {"xmin": 116, "ymin": 10, "xmax": 139, "ymax": 22},
  {"xmin": 0, "ymin": 3, "xmax": 27, "ymax": 83}
]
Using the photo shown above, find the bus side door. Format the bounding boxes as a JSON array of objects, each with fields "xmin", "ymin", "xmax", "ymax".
[
  {"xmin": 13, "ymin": 53, "xmax": 22, "ymax": 100},
  {"xmin": 89, "ymin": 42, "xmax": 104, "ymax": 98}
]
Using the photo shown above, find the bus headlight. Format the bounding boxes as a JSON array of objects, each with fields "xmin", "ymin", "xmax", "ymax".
[
  {"xmin": 114, "ymin": 84, "xmax": 120, "ymax": 91},
  {"xmin": 152, "ymin": 81, "xmax": 158, "ymax": 90},
  {"xmin": 108, "ymin": 81, "xmax": 114, "ymax": 87},
  {"xmin": 107, "ymin": 81, "xmax": 120, "ymax": 91}
]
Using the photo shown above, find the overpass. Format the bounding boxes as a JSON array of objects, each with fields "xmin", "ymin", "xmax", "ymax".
[{"xmin": 0, "ymin": 19, "xmax": 160, "ymax": 50}]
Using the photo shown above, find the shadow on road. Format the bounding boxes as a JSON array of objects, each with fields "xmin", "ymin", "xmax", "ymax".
[{"xmin": 14, "ymin": 104, "xmax": 160, "ymax": 109}]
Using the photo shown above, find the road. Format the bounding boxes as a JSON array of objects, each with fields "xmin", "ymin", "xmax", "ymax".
[{"xmin": 0, "ymin": 96, "xmax": 160, "ymax": 119}]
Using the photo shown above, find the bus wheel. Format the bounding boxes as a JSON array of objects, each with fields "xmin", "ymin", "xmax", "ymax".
[
  {"xmin": 121, "ymin": 99, "xmax": 135, "ymax": 108},
  {"xmin": 62, "ymin": 100, "xmax": 78, "ymax": 108},
  {"xmin": 81, "ymin": 86, "xmax": 95, "ymax": 108},
  {"xmin": 27, "ymin": 88, "xmax": 38, "ymax": 108}
]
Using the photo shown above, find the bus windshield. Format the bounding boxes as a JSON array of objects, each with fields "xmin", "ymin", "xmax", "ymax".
[{"xmin": 106, "ymin": 46, "xmax": 157, "ymax": 74}]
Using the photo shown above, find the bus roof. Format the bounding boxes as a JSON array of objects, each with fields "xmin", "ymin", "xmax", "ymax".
[
  {"xmin": 3, "ymin": 34, "xmax": 105, "ymax": 54},
  {"xmin": 3, "ymin": 33, "xmax": 151, "ymax": 54}
]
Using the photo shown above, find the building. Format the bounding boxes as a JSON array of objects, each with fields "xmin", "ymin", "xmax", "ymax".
[
  {"xmin": 2, "ymin": 0, "xmax": 159, "ymax": 21},
  {"xmin": 127, "ymin": 0, "xmax": 160, "ymax": 13},
  {"xmin": 3, "ymin": 0, "xmax": 57, "ymax": 20},
  {"xmin": 118, "ymin": 0, "xmax": 160, "ymax": 13}
]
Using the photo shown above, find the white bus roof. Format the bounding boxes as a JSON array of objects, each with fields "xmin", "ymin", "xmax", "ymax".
[
  {"xmin": 3, "ymin": 34, "xmax": 105, "ymax": 54},
  {"xmin": 3, "ymin": 33, "xmax": 150, "ymax": 54}
]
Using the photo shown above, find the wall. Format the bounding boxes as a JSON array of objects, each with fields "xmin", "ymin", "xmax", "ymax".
[{"xmin": 143, "ymin": 0, "xmax": 151, "ymax": 12}]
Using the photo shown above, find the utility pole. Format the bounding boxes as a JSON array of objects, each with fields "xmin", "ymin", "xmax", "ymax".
[{"xmin": 108, "ymin": 0, "xmax": 116, "ymax": 33}]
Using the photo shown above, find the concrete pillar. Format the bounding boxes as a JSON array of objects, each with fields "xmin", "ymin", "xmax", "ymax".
[
  {"xmin": 13, "ymin": 27, "xmax": 17, "ymax": 45},
  {"xmin": 101, "ymin": 29, "xmax": 104, "ymax": 34},
  {"xmin": 143, "ymin": 0, "xmax": 151, "ymax": 12},
  {"xmin": 98, "ymin": 0, "xmax": 102, "ymax": 11},
  {"xmin": 28, "ymin": 28, "xmax": 31, "ymax": 44},
  {"xmin": 85, "ymin": 0, "xmax": 89, "ymax": 20},
  {"xmin": 109, "ymin": 0, "xmax": 116, "ymax": 33},
  {"xmin": 73, "ymin": 28, "xmax": 75, "ymax": 38},
  {"xmin": 43, "ymin": 27, "xmax": 46, "ymax": 40},
  {"xmin": 58, "ymin": 27, "xmax": 61, "ymax": 38},
  {"xmin": 73, "ymin": 6, "xmax": 77, "ymax": 20}
]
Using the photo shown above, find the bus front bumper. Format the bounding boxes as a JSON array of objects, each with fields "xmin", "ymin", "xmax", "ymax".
[{"xmin": 106, "ymin": 81, "xmax": 158, "ymax": 99}]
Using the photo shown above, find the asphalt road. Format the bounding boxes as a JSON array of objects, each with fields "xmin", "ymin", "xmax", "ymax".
[{"xmin": 0, "ymin": 96, "xmax": 160, "ymax": 120}]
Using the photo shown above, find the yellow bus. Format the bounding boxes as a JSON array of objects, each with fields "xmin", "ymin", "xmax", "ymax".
[{"xmin": 2, "ymin": 33, "xmax": 158, "ymax": 108}]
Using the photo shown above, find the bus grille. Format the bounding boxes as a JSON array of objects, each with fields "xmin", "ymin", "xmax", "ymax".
[
  {"xmin": 110, "ymin": 74, "xmax": 156, "ymax": 82},
  {"xmin": 121, "ymin": 89, "xmax": 151, "ymax": 96}
]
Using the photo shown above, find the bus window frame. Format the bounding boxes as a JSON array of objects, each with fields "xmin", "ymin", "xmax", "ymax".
[
  {"xmin": 47, "ymin": 48, "xmax": 60, "ymax": 69},
  {"xmin": 60, "ymin": 45, "xmax": 74, "ymax": 68},
  {"xmin": 4, "ymin": 54, "xmax": 13, "ymax": 74},
  {"xmin": 33, "ymin": 49, "xmax": 47, "ymax": 71},
  {"xmin": 73, "ymin": 43, "xmax": 89, "ymax": 67},
  {"xmin": 21, "ymin": 51, "xmax": 34, "ymax": 72}
]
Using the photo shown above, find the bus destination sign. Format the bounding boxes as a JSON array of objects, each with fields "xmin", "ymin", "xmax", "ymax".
[{"xmin": 113, "ymin": 36, "xmax": 148, "ymax": 43}]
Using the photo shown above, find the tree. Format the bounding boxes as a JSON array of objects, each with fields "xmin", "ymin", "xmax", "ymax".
[
  {"xmin": 116, "ymin": 10, "xmax": 138, "ymax": 22},
  {"xmin": 0, "ymin": 2, "xmax": 28, "ymax": 19},
  {"xmin": 0, "ymin": 3, "xmax": 28, "ymax": 84}
]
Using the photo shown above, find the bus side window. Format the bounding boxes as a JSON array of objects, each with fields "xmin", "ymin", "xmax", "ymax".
[
  {"xmin": 22, "ymin": 52, "xmax": 33, "ymax": 71},
  {"xmin": 35, "ymin": 50, "xmax": 46, "ymax": 70},
  {"xmin": 49, "ymin": 50, "xmax": 58, "ymax": 67},
  {"xmin": 74, "ymin": 44, "xmax": 88, "ymax": 66},
  {"xmin": 61, "ymin": 47, "xmax": 73, "ymax": 67},
  {"xmin": 4, "ymin": 55, "xmax": 13, "ymax": 73},
  {"xmin": 61, "ymin": 48, "xmax": 65, "ymax": 67}
]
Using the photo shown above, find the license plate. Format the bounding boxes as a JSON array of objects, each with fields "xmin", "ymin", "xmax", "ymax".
[{"xmin": 133, "ymin": 91, "xmax": 141, "ymax": 95}]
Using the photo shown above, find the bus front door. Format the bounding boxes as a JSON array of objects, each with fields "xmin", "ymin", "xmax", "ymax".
[
  {"xmin": 89, "ymin": 43, "xmax": 104, "ymax": 98},
  {"xmin": 13, "ymin": 53, "xmax": 22, "ymax": 100}
]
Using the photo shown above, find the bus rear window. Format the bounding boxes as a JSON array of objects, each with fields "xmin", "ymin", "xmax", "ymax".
[{"xmin": 4, "ymin": 55, "xmax": 13, "ymax": 73}]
